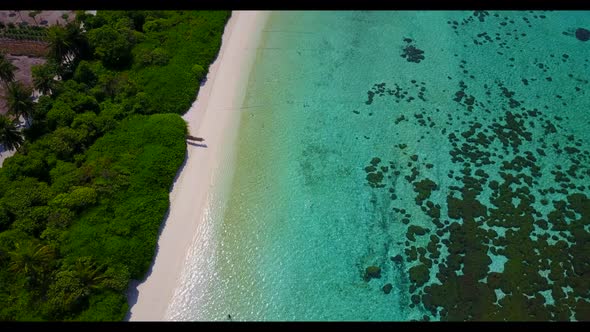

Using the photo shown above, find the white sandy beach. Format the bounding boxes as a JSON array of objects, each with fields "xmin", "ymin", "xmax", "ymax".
[{"xmin": 127, "ymin": 11, "xmax": 270, "ymax": 321}]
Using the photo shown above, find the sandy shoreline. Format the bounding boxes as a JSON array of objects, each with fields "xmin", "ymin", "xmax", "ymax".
[{"xmin": 126, "ymin": 11, "xmax": 270, "ymax": 321}]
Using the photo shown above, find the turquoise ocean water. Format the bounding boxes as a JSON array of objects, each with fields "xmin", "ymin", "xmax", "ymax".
[{"xmin": 172, "ymin": 11, "xmax": 590, "ymax": 321}]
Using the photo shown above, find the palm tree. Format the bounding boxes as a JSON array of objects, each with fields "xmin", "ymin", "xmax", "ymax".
[
  {"xmin": 65, "ymin": 21, "xmax": 87, "ymax": 59},
  {"xmin": 48, "ymin": 256, "xmax": 110, "ymax": 312},
  {"xmin": 0, "ymin": 114, "xmax": 23, "ymax": 151},
  {"xmin": 47, "ymin": 24, "xmax": 72, "ymax": 66},
  {"xmin": 5, "ymin": 81, "xmax": 33, "ymax": 126},
  {"xmin": 8, "ymin": 242, "xmax": 54, "ymax": 285},
  {"xmin": 32, "ymin": 62, "xmax": 57, "ymax": 95},
  {"xmin": 72, "ymin": 257, "xmax": 109, "ymax": 292},
  {"xmin": 47, "ymin": 22, "xmax": 86, "ymax": 71},
  {"xmin": 0, "ymin": 53, "xmax": 17, "ymax": 85}
]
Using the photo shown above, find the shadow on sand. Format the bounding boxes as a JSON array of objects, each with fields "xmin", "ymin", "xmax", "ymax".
[{"xmin": 187, "ymin": 141, "xmax": 208, "ymax": 148}]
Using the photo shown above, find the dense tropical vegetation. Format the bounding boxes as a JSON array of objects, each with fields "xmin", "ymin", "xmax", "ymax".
[{"xmin": 0, "ymin": 10, "xmax": 230, "ymax": 320}]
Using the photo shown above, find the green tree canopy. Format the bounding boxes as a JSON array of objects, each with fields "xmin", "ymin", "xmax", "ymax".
[
  {"xmin": 0, "ymin": 151, "xmax": 46, "ymax": 180},
  {"xmin": 49, "ymin": 161, "xmax": 83, "ymax": 194},
  {"xmin": 87, "ymin": 24, "xmax": 136, "ymax": 69},
  {"xmin": 46, "ymin": 100, "xmax": 76, "ymax": 130},
  {"xmin": 45, "ymin": 256, "xmax": 110, "ymax": 318},
  {"xmin": 50, "ymin": 186, "xmax": 98, "ymax": 212},
  {"xmin": 0, "ymin": 177, "xmax": 52, "ymax": 220}
]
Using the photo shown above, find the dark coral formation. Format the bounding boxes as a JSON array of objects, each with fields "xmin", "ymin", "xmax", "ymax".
[
  {"xmin": 364, "ymin": 81, "xmax": 428, "ymax": 106},
  {"xmin": 356, "ymin": 10, "xmax": 590, "ymax": 321},
  {"xmin": 364, "ymin": 157, "xmax": 387, "ymax": 188},
  {"xmin": 406, "ymin": 225, "xmax": 429, "ymax": 242},
  {"xmin": 473, "ymin": 10, "xmax": 490, "ymax": 23},
  {"xmin": 361, "ymin": 103, "xmax": 590, "ymax": 320},
  {"xmin": 401, "ymin": 38, "xmax": 425, "ymax": 63},
  {"xmin": 391, "ymin": 254, "xmax": 404, "ymax": 264},
  {"xmin": 383, "ymin": 283, "xmax": 393, "ymax": 294},
  {"xmin": 364, "ymin": 266, "xmax": 382, "ymax": 281},
  {"xmin": 575, "ymin": 28, "xmax": 590, "ymax": 41},
  {"xmin": 338, "ymin": 6, "xmax": 590, "ymax": 323},
  {"xmin": 409, "ymin": 264, "xmax": 430, "ymax": 287},
  {"xmin": 401, "ymin": 45, "xmax": 425, "ymax": 64},
  {"xmin": 413, "ymin": 178, "xmax": 438, "ymax": 204}
]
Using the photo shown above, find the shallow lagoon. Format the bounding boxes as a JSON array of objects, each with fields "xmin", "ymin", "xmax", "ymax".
[{"xmin": 171, "ymin": 11, "xmax": 590, "ymax": 321}]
